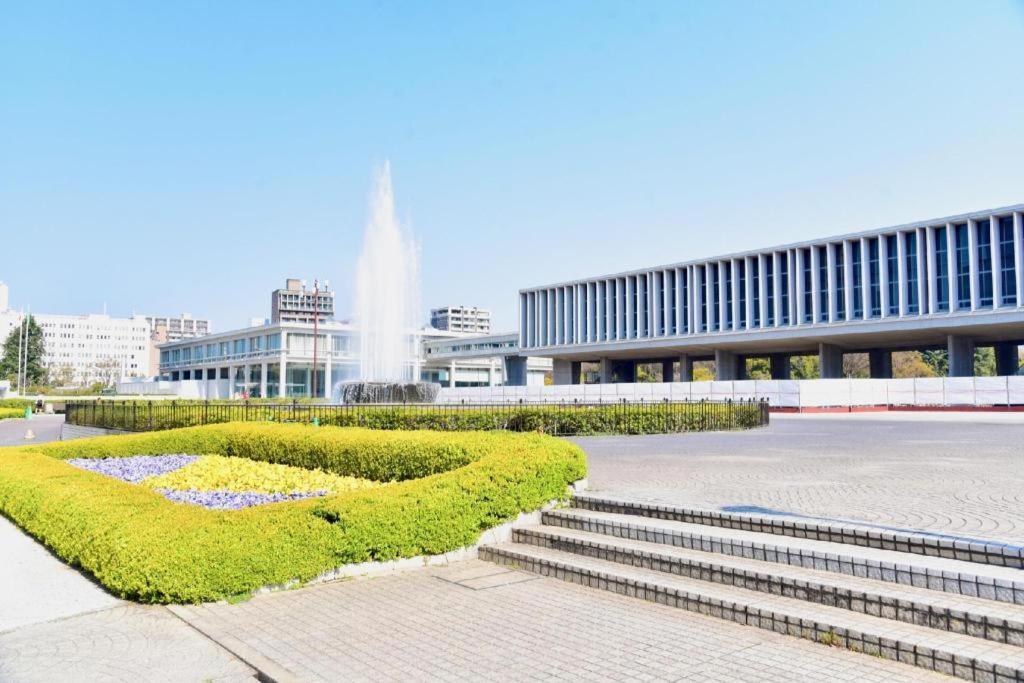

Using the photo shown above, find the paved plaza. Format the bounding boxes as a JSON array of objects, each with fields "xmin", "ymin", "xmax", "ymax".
[
  {"xmin": 1, "ymin": 412, "xmax": 1021, "ymax": 681},
  {"xmin": 576, "ymin": 412, "xmax": 1024, "ymax": 546}
]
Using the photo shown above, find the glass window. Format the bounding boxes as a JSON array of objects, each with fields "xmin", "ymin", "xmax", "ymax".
[
  {"xmin": 935, "ymin": 227, "xmax": 949, "ymax": 311},
  {"xmin": 700, "ymin": 267, "xmax": 708, "ymax": 332},
  {"xmin": 976, "ymin": 219, "xmax": 993, "ymax": 308},
  {"xmin": 779, "ymin": 254, "xmax": 789, "ymax": 325},
  {"xmin": 233, "ymin": 338, "xmax": 247, "ymax": 355},
  {"xmin": 194, "ymin": 345, "xmax": 204, "ymax": 361},
  {"xmin": 668, "ymin": 272, "xmax": 677, "ymax": 334},
  {"xmin": 250, "ymin": 336, "xmax": 263, "ymax": 352},
  {"xmin": 868, "ymin": 238, "xmax": 881, "ymax": 317},
  {"xmin": 817, "ymin": 246, "xmax": 828, "ymax": 322},
  {"xmin": 751, "ymin": 259, "xmax": 761, "ymax": 327},
  {"xmin": 834, "ymin": 244, "xmax": 846, "ymax": 321},
  {"xmin": 711, "ymin": 264, "xmax": 720, "ymax": 331},
  {"xmin": 765, "ymin": 257, "xmax": 775, "ymax": 326},
  {"xmin": 905, "ymin": 232, "xmax": 919, "ymax": 314},
  {"xmin": 723, "ymin": 262, "xmax": 733, "ymax": 330},
  {"xmin": 886, "ymin": 235, "xmax": 899, "ymax": 315},
  {"xmin": 266, "ymin": 333, "xmax": 281, "ymax": 351},
  {"xmin": 681, "ymin": 271, "xmax": 689, "ymax": 333},
  {"xmin": 1000, "ymin": 216, "xmax": 1017, "ymax": 306},
  {"xmin": 801, "ymin": 248, "xmax": 812, "ymax": 323},
  {"xmin": 954, "ymin": 223, "xmax": 970, "ymax": 308},
  {"xmin": 737, "ymin": 260, "xmax": 746, "ymax": 329},
  {"xmin": 851, "ymin": 241, "xmax": 863, "ymax": 319}
]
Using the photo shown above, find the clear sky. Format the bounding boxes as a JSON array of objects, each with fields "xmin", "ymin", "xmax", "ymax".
[{"xmin": 2, "ymin": 1, "xmax": 1023, "ymax": 331}]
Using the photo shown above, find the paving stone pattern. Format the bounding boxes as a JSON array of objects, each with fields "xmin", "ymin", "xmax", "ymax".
[
  {"xmin": 575, "ymin": 413, "xmax": 1024, "ymax": 545},
  {"xmin": 176, "ymin": 560, "xmax": 950, "ymax": 682}
]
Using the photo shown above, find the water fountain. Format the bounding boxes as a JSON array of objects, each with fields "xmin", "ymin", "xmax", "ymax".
[{"xmin": 342, "ymin": 162, "xmax": 440, "ymax": 404}]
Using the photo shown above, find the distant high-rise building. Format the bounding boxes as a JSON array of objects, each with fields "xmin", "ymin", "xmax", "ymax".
[
  {"xmin": 430, "ymin": 306, "xmax": 491, "ymax": 334},
  {"xmin": 144, "ymin": 313, "xmax": 211, "ymax": 342},
  {"xmin": 271, "ymin": 278, "xmax": 334, "ymax": 324}
]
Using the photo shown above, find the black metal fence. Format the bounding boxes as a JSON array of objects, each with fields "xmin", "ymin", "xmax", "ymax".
[{"xmin": 65, "ymin": 399, "xmax": 770, "ymax": 436}]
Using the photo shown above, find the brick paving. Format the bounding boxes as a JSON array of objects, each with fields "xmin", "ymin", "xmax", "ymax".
[
  {"xmin": 175, "ymin": 560, "xmax": 946, "ymax": 682},
  {"xmin": 575, "ymin": 412, "xmax": 1024, "ymax": 545}
]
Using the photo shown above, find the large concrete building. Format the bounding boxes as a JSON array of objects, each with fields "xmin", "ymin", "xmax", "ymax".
[
  {"xmin": 519, "ymin": 204, "xmax": 1024, "ymax": 383},
  {"xmin": 430, "ymin": 306, "xmax": 492, "ymax": 334},
  {"xmin": 0, "ymin": 309, "xmax": 152, "ymax": 386},
  {"xmin": 144, "ymin": 314, "xmax": 211, "ymax": 342},
  {"xmin": 271, "ymin": 278, "xmax": 335, "ymax": 324},
  {"xmin": 422, "ymin": 332, "xmax": 550, "ymax": 387}
]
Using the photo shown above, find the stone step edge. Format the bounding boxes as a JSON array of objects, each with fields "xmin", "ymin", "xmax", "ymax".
[
  {"xmin": 576, "ymin": 495, "xmax": 1024, "ymax": 567},
  {"xmin": 543, "ymin": 509, "xmax": 1024, "ymax": 606},
  {"xmin": 513, "ymin": 526, "xmax": 1024, "ymax": 647},
  {"xmin": 481, "ymin": 543, "xmax": 1024, "ymax": 683},
  {"xmin": 572, "ymin": 494, "xmax": 1024, "ymax": 569}
]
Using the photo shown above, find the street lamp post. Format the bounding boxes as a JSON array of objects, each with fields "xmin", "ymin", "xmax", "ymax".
[{"xmin": 312, "ymin": 279, "xmax": 319, "ymax": 400}]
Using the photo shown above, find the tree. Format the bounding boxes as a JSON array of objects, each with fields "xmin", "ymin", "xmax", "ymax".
[
  {"xmin": 692, "ymin": 362, "xmax": 714, "ymax": 381},
  {"xmin": 892, "ymin": 351, "xmax": 937, "ymax": 378},
  {"xmin": 93, "ymin": 357, "xmax": 123, "ymax": 387},
  {"xmin": 842, "ymin": 353, "xmax": 869, "ymax": 378},
  {"xmin": 790, "ymin": 355, "xmax": 820, "ymax": 379},
  {"xmin": 0, "ymin": 315, "xmax": 46, "ymax": 387},
  {"xmin": 921, "ymin": 349, "xmax": 947, "ymax": 377},
  {"xmin": 745, "ymin": 357, "xmax": 771, "ymax": 380}
]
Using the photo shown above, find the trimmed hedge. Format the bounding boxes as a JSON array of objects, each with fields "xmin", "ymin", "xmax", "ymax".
[
  {"xmin": 0, "ymin": 407, "xmax": 24, "ymax": 420},
  {"xmin": 2, "ymin": 423, "xmax": 585, "ymax": 603},
  {"xmin": 67, "ymin": 400, "xmax": 768, "ymax": 435}
]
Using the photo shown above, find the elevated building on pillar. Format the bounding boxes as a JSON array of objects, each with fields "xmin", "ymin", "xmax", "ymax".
[{"xmin": 519, "ymin": 203, "xmax": 1024, "ymax": 382}]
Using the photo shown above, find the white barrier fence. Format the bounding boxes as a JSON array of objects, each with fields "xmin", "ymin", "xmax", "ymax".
[
  {"xmin": 116, "ymin": 379, "xmax": 231, "ymax": 400},
  {"xmin": 437, "ymin": 376, "xmax": 1024, "ymax": 409}
]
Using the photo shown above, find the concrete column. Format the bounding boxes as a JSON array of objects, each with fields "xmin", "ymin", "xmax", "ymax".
[
  {"xmin": 504, "ymin": 356, "xmax": 528, "ymax": 386},
  {"xmin": 279, "ymin": 356, "xmax": 287, "ymax": 398},
  {"xmin": 826, "ymin": 244, "xmax": 837, "ymax": 322},
  {"xmin": 228, "ymin": 365, "xmax": 236, "ymax": 397},
  {"xmin": 488, "ymin": 361, "xmax": 495, "ymax": 387},
  {"xmin": 599, "ymin": 357, "xmax": 614, "ymax": 384},
  {"xmin": 946, "ymin": 223, "xmax": 958, "ymax": 311},
  {"xmin": 553, "ymin": 359, "xmax": 574, "ymax": 385},
  {"xmin": 769, "ymin": 353, "xmax": 790, "ymax": 380},
  {"xmin": 868, "ymin": 349, "xmax": 893, "ymax": 379},
  {"xmin": 661, "ymin": 359, "xmax": 674, "ymax": 382},
  {"xmin": 679, "ymin": 354, "xmax": 694, "ymax": 382},
  {"xmin": 448, "ymin": 362, "xmax": 456, "ymax": 388},
  {"xmin": 991, "ymin": 218, "xmax": 1003, "ymax": 308},
  {"xmin": 947, "ymin": 335, "xmax": 975, "ymax": 377},
  {"xmin": 1015, "ymin": 213, "xmax": 1024, "ymax": 307},
  {"xmin": 714, "ymin": 350, "xmax": 740, "ymax": 381},
  {"xmin": 323, "ymin": 356, "xmax": 332, "ymax": 400},
  {"xmin": 819, "ymin": 343, "xmax": 843, "ymax": 379},
  {"xmin": 260, "ymin": 362, "xmax": 268, "ymax": 399},
  {"xmin": 994, "ymin": 342, "xmax": 1019, "ymax": 377}
]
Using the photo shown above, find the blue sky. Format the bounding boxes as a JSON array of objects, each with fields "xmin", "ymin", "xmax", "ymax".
[{"xmin": 2, "ymin": 1, "xmax": 1023, "ymax": 331}]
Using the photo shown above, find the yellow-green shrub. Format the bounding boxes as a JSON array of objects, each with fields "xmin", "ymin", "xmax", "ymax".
[
  {"xmin": 2, "ymin": 423, "xmax": 585, "ymax": 603},
  {"xmin": 142, "ymin": 455, "xmax": 379, "ymax": 495},
  {"xmin": 0, "ymin": 407, "xmax": 23, "ymax": 420}
]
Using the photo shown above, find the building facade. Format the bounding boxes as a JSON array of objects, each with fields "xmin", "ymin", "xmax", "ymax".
[
  {"xmin": 422, "ymin": 332, "xmax": 550, "ymax": 387},
  {"xmin": 430, "ymin": 306, "xmax": 492, "ymax": 334},
  {"xmin": 0, "ymin": 310, "xmax": 151, "ymax": 386},
  {"xmin": 519, "ymin": 204, "xmax": 1024, "ymax": 383},
  {"xmin": 144, "ymin": 314, "xmax": 211, "ymax": 342},
  {"xmin": 271, "ymin": 278, "xmax": 335, "ymax": 324}
]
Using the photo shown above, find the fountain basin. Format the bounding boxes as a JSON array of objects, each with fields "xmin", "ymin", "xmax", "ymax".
[{"xmin": 341, "ymin": 382, "xmax": 441, "ymax": 404}]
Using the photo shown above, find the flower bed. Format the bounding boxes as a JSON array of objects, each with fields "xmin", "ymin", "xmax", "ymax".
[
  {"xmin": 0, "ymin": 422, "xmax": 585, "ymax": 603},
  {"xmin": 65, "ymin": 454, "xmax": 378, "ymax": 509}
]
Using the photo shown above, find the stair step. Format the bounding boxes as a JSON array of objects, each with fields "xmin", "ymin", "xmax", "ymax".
[
  {"xmin": 514, "ymin": 524, "xmax": 1024, "ymax": 646},
  {"xmin": 573, "ymin": 494, "xmax": 1024, "ymax": 569},
  {"xmin": 543, "ymin": 508, "xmax": 1024, "ymax": 605},
  {"xmin": 482, "ymin": 543, "xmax": 1024, "ymax": 683}
]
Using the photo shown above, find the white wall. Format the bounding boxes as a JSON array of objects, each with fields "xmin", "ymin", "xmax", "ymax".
[{"xmin": 436, "ymin": 377, "xmax": 1024, "ymax": 408}]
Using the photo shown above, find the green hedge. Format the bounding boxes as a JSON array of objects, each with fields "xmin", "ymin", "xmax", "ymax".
[
  {"xmin": 3, "ymin": 423, "xmax": 585, "ymax": 603},
  {"xmin": 0, "ymin": 407, "xmax": 24, "ymax": 420},
  {"xmin": 0, "ymin": 399, "xmax": 32, "ymax": 409},
  {"xmin": 67, "ymin": 400, "xmax": 767, "ymax": 435}
]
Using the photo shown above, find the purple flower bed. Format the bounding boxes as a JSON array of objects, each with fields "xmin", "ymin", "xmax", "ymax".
[
  {"xmin": 67, "ymin": 455, "xmax": 198, "ymax": 483},
  {"xmin": 155, "ymin": 488, "xmax": 328, "ymax": 510}
]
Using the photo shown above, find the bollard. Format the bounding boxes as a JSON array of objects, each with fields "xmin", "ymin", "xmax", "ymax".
[{"xmin": 24, "ymin": 429, "xmax": 35, "ymax": 440}]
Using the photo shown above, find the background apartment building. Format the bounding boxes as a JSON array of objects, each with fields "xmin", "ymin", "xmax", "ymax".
[
  {"xmin": 430, "ymin": 306, "xmax": 491, "ymax": 334},
  {"xmin": 271, "ymin": 279, "xmax": 335, "ymax": 324}
]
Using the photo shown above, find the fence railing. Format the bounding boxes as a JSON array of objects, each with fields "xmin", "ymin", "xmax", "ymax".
[{"xmin": 64, "ymin": 399, "xmax": 770, "ymax": 436}]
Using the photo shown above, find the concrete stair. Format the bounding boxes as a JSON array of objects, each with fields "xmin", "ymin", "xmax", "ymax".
[{"xmin": 481, "ymin": 495, "xmax": 1024, "ymax": 682}]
